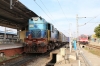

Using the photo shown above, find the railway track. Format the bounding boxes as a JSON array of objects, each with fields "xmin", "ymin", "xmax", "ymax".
[
  {"xmin": 0, "ymin": 54, "xmax": 38, "ymax": 66},
  {"xmin": 0, "ymin": 52, "xmax": 51, "ymax": 66},
  {"xmin": 86, "ymin": 44, "xmax": 100, "ymax": 49},
  {"xmin": 0, "ymin": 44, "xmax": 68, "ymax": 66}
]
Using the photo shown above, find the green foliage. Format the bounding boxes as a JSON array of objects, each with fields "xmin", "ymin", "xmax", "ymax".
[
  {"xmin": 10, "ymin": 54, "xmax": 21, "ymax": 59},
  {"xmin": 0, "ymin": 57, "xmax": 7, "ymax": 62},
  {"xmin": 85, "ymin": 47, "xmax": 100, "ymax": 57},
  {"xmin": 94, "ymin": 24, "xmax": 100, "ymax": 38}
]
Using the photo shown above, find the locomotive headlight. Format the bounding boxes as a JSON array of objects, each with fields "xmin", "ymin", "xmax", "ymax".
[
  {"xmin": 43, "ymin": 42, "xmax": 46, "ymax": 44},
  {"xmin": 38, "ymin": 41, "xmax": 42, "ymax": 43},
  {"xmin": 25, "ymin": 42, "xmax": 28, "ymax": 44},
  {"xmin": 38, "ymin": 41, "xmax": 46, "ymax": 44},
  {"xmin": 29, "ymin": 24, "xmax": 34, "ymax": 27},
  {"xmin": 26, "ymin": 43, "xmax": 28, "ymax": 44}
]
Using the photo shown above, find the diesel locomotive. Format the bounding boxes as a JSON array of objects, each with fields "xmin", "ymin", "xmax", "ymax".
[{"xmin": 24, "ymin": 17, "xmax": 69, "ymax": 53}]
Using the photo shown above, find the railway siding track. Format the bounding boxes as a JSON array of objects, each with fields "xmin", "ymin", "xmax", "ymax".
[
  {"xmin": 84, "ymin": 44, "xmax": 100, "ymax": 57},
  {"xmin": 0, "ymin": 50, "xmax": 53, "ymax": 66},
  {"xmin": 0, "ymin": 54, "xmax": 40, "ymax": 66},
  {"xmin": 86, "ymin": 44, "xmax": 100, "ymax": 49},
  {"xmin": 0, "ymin": 55, "xmax": 24, "ymax": 66}
]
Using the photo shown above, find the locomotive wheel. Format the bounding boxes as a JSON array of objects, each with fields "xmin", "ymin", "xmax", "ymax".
[
  {"xmin": 55, "ymin": 43, "xmax": 58, "ymax": 47},
  {"xmin": 40, "ymin": 43, "xmax": 46, "ymax": 47},
  {"xmin": 23, "ymin": 43, "xmax": 27, "ymax": 47},
  {"xmin": 52, "ymin": 45, "xmax": 55, "ymax": 49},
  {"xmin": 47, "ymin": 46, "xmax": 50, "ymax": 50}
]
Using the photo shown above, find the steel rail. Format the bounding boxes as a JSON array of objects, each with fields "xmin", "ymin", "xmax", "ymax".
[
  {"xmin": 77, "ymin": 44, "xmax": 92, "ymax": 66},
  {"xmin": 80, "ymin": 52, "xmax": 92, "ymax": 66}
]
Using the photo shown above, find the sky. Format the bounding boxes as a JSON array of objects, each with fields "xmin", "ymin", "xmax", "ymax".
[
  {"xmin": 1, "ymin": 0, "xmax": 100, "ymax": 37},
  {"xmin": 0, "ymin": 26, "xmax": 17, "ymax": 34}
]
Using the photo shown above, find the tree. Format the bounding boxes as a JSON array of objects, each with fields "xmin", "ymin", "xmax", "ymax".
[
  {"xmin": 94, "ymin": 24, "xmax": 100, "ymax": 38},
  {"xmin": 92, "ymin": 34, "xmax": 97, "ymax": 38}
]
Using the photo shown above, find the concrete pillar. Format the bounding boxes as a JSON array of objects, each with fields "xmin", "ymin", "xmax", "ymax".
[{"xmin": 60, "ymin": 48, "xmax": 66, "ymax": 56}]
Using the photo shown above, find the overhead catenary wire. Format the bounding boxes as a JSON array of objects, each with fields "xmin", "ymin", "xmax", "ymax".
[
  {"xmin": 87, "ymin": 19, "xmax": 100, "ymax": 29},
  {"xmin": 85, "ymin": 14, "xmax": 100, "ymax": 24},
  {"xmin": 77, "ymin": 14, "xmax": 100, "ymax": 36},
  {"xmin": 56, "ymin": 0, "xmax": 69, "ymax": 22},
  {"xmin": 56, "ymin": 0, "xmax": 71, "ymax": 36},
  {"xmin": 79, "ymin": 18, "xmax": 100, "ymax": 35},
  {"xmin": 84, "ymin": 14, "xmax": 100, "ymax": 28},
  {"xmin": 79, "ymin": 14, "xmax": 100, "ymax": 27},
  {"xmin": 86, "ymin": 22, "xmax": 100, "ymax": 23},
  {"xmin": 78, "ymin": 14, "xmax": 100, "ymax": 29},
  {"xmin": 40, "ymin": 0, "xmax": 54, "ymax": 20},
  {"xmin": 33, "ymin": 0, "xmax": 54, "ymax": 22}
]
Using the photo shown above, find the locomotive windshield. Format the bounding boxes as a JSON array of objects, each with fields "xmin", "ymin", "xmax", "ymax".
[
  {"xmin": 27, "ymin": 17, "xmax": 47, "ymax": 38},
  {"xmin": 29, "ymin": 23, "xmax": 45, "ymax": 29},
  {"xmin": 80, "ymin": 35, "xmax": 87, "ymax": 38}
]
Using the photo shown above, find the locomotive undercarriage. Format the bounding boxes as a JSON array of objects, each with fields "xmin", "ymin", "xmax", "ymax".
[
  {"xmin": 47, "ymin": 42, "xmax": 56, "ymax": 50},
  {"xmin": 79, "ymin": 41, "xmax": 88, "ymax": 45},
  {"xmin": 24, "ymin": 40, "xmax": 63, "ymax": 53},
  {"xmin": 24, "ymin": 43, "xmax": 57, "ymax": 53},
  {"xmin": 24, "ymin": 36, "xmax": 67, "ymax": 53},
  {"xmin": 47, "ymin": 41, "xmax": 63, "ymax": 51},
  {"xmin": 24, "ymin": 43, "xmax": 47, "ymax": 53}
]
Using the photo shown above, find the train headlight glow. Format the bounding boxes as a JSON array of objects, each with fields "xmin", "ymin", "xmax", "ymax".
[
  {"xmin": 29, "ymin": 24, "xmax": 34, "ymax": 27},
  {"xmin": 38, "ymin": 41, "xmax": 42, "ymax": 43}
]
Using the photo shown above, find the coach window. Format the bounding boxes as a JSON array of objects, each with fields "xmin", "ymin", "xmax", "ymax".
[{"xmin": 47, "ymin": 23, "xmax": 51, "ymax": 30}]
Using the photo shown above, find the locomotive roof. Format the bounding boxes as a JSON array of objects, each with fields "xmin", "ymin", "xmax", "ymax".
[{"xmin": 31, "ymin": 17, "xmax": 55, "ymax": 26}]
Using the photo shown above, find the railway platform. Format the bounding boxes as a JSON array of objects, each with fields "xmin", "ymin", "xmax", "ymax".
[
  {"xmin": 0, "ymin": 43, "xmax": 23, "ymax": 50},
  {"xmin": 80, "ymin": 48, "xmax": 100, "ymax": 66},
  {"xmin": 0, "ymin": 43, "xmax": 23, "ymax": 57},
  {"xmin": 53, "ymin": 49, "xmax": 79, "ymax": 66},
  {"xmin": 51, "ymin": 44, "xmax": 100, "ymax": 66}
]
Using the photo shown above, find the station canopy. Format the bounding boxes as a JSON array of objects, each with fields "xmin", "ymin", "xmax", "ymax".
[{"xmin": 0, "ymin": 0, "xmax": 38, "ymax": 30}]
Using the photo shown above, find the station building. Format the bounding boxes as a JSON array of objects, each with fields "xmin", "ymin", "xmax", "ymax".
[{"xmin": 0, "ymin": 31, "xmax": 18, "ymax": 44}]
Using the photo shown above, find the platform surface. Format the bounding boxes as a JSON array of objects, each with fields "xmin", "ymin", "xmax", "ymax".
[
  {"xmin": 0, "ymin": 43, "xmax": 23, "ymax": 50},
  {"xmin": 54, "ymin": 43, "xmax": 100, "ymax": 66}
]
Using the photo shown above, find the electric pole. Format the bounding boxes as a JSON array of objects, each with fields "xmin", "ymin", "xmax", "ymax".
[
  {"xmin": 4, "ymin": 27, "xmax": 6, "ymax": 41},
  {"xmin": 69, "ymin": 23, "xmax": 72, "ymax": 53},
  {"xmin": 76, "ymin": 14, "xmax": 79, "ymax": 42}
]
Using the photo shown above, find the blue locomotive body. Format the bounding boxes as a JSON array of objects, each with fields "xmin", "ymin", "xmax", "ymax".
[
  {"xmin": 26, "ymin": 17, "xmax": 47, "ymax": 38},
  {"xmin": 24, "ymin": 17, "xmax": 68, "ymax": 53}
]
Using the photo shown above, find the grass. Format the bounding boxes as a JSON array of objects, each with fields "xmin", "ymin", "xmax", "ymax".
[
  {"xmin": 0, "ymin": 54, "xmax": 22, "ymax": 62},
  {"xmin": 10, "ymin": 54, "xmax": 22, "ymax": 59},
  {"xmin": 85, "ymin": 47, "xmax": 100, "ymax": 56},
  {"xmin": 0, "ymin": 57, "xmax": 7, "ymax": 62}
]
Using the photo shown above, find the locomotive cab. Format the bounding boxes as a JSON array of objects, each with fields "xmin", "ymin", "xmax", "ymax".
[{"xmin": 24, "ymin": 17, "xmax": 48, "ymax": 53}]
